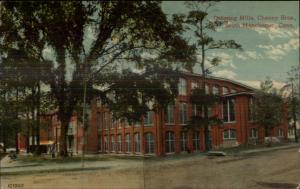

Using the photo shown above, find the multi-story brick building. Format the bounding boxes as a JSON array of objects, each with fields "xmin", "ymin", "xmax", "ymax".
[
  {"xmin": 19, "ymin": 72, "xmax": 288, "ymax": 156},
  {"xmin": 88, "ymin": 72, "xmax": 288, "ymax": 156}
]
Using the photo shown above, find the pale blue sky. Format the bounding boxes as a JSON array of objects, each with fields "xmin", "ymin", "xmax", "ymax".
[{"xmin": 162, "ymin": 1, "xmax": 299, "ymax": 88}]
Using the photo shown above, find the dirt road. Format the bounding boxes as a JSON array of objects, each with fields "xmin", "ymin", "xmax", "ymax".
[{"xmin": 1, "ymin": 148, "xmax": 300, "ymax": 189}]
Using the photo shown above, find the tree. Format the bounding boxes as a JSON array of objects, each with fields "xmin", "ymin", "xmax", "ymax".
[
  {"xmin": 0, "ymin": 2, "xmax": 195, "ymax": 157},
  {"xmin": 175, "ymin": 1, "xmax": 242, "ymax": 150},
  {"xmin": 252, "ymin": 79, "xmax": 284, "ymax": 144},
  {"xmin": 281, "ymin": 66, "xmax": 300, "ymax": 142}
]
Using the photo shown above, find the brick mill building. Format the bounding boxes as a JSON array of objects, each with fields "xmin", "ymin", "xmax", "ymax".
[
  {"xmin": 86, "ymin": 72, "xmax": 288, "ymax": 156},
  {"xmin": 18, "ymin": 72, "xmax": 289, "ymax": 156}
]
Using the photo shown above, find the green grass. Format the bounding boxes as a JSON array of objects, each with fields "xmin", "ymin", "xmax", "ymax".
[
  {"xmin": 17, "ymin": 155, "xmax": 113, "ymax": 164},
  {"xmin": 0, "ymin": 166, "xmax": 111, "ymax": 177}
]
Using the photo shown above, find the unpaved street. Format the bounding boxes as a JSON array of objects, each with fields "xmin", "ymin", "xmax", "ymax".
[{"xmin": 1, "ymin": 148, "xmax": 300, "ymax": 189}]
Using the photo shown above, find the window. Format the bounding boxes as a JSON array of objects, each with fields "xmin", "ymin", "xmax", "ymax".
[
  {"xmin": 97, "ymin": 112, "xmax": 103, "ymax": 131},
  {"xmin": 231, "ymin": 89, "xmax": 237, "ymax": 93},
  {"xmin": 144, "ymin": 133, "xmax": 155, "ymax": 154},
  {"xmin": 205, "ymin": 84, "xmax": 210, "ymax": 94},
  {"xmin": 249, "ymin": 128, "xmax": 258, "ymax": 138},
  {"xmin": 248, "ymin": 98, "xmax": 254, "ymax": 122},
  {"xmin": 222, "ymin": 98, "xmax": 235, "ymax": 123},
  {"xmin": 98, "ymin": 135, "xmax": 102, "ymax": 152},
  {"xmin": 180, "ymin": 131, "xmax": 188, "ymax": 152},
  {"xmin": 165, "ymin": 132, "xmax": 175, "ymax": 153},
  {"xmin": 191, "ymin": 81, "xmax": 198, "ymax": 89},
  {"xmin": 117, "ymin": 134, "xmax": 122, "ymax": 152},
  {"xmin": 192, "ymin": 104, "xmax": 199, "ymax": 117},
  {"xmin": 134, "ymin": 133, "xmax": 141, "ymax": 153},
  {"xmin": 144, "ymin": 111, "xmax": 154, "ymax": 126},
  {"xmin": 223, "ymin": 129, "xmax": 236, "ymax": 140},
  {"xmin": 278, "ymin": 128, "xmax": 284, "ymax": 137},
  {"xmin": 165, "ymin": 104, "xmax": 175, "ymax": 124},
  {"xmin": 212, "ymin": 86, "xmax": 220, "ymax": 95},
  {"xmin": 135, "ymin": 120, "xmax": 141, "ymax": 127},
  {"xmin": 193, "ymin": 131, "xmax": 200, "ymax": 151},
  {"xmin": 104, "ymin": 136, "xmax": 108, "ymax": 151},
  {"xmin": 180, "ymin": 103, "xmax": 188, "ymax": 125},
  {"xmin": 125, "ymin": 134, "xmax": 131, "ymax": 153},
  {"xmin": 178, "ymin": 78, "xmax": 187, "ymax": 95},
  {"xmin": 111, "ymin": 135, "xmax": 115, "ymax": 152},
  {"xmin": 222, "ymin": 87, "xmax": 229, "ymax": 95}
]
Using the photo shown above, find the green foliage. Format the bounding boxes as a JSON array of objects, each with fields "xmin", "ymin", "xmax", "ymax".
[
  {"xmin": 252, "ymin": 80, "xmax": 284, "ymax": 136},
  {"xmin": 1, "ymin": 1, "xmax": 195, "ymax": 155},
  {"xmin": 188, "ymin": 88, "xmax": 222, "ymax": 128}
]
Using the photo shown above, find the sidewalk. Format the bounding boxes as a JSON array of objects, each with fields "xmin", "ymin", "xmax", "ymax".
[
  {"xmin": 1, "ymin": 143, "xmax": 299, "ymax": 176},
  {"xmin": 0, "ymin": 154, "xmax": 142, "ymax": 176},
  {"xmin": 238, "ymin": 143, "xmax": 300, "ymax": 155}
]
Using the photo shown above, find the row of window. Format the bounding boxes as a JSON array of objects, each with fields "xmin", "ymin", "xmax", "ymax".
[
  {"xmin": 99, "ymin": 128, "xmax": 285, "ymax": 154},
  {"xmin": 99, "ymin": 131, "xmax": 202, "ymax": 154},
  {"xmin": 178, "ymin": 78, "xmax": 237, "ymax": 96},
  {"xmin": 98, "ymin": 98, "xmax": 236, "ymax": 131}
]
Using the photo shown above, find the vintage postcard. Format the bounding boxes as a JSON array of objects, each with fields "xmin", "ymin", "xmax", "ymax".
[{"xmin": 0, "ymin": 1, "xmax": 299, "ymax": 189}]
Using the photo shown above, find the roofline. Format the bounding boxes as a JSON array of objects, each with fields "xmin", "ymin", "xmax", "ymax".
[
  {"xmin": 180, "ymin": 72, "xmax": 258, "ymax": 91},
  {"xmin": 222, "ymin": 91, "xmax": 255, "ymax": 97}
]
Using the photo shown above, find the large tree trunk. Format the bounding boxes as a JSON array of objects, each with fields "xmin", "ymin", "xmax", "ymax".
[{"xmin": 59, "ymin": 116, "xmax": 70, "ymax": 157}]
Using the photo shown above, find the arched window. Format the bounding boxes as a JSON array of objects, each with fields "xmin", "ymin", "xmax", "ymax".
[
  {"xmin": 134, "ymin": 133, "xmax": 141, "ymax": 153},
  {"xmin": 125, "ymin": 134, "xmax": 131, "ymax": 153},
  {"xmin": 144, "ymin": 133, "xmax": 155, "ymax": 154},
  {"xmin": 165, "ymin": 131, "xmax": 175, "ymax": 153},
  {"xmin": 193, "ymin": 131, "xmax": 200, "ymax": 151},
  {"xmin": 180, "ymin": 131, "xmax": 188, "ymax": 152}
]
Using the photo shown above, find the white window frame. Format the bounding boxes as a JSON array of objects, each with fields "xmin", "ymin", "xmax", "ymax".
[
  {"xmin": 125, "ymin": 134, "xmax": 131, "ymax": 153},
  {"xmin": 180, "ymin": 103, "xmax": 188, "ymax": 125},
  {"xmin": 192, "ymin": 131, "xmax": 200, "ymax": 151},
  {"xmin": 165, "ymin": 104, "xmax": 175, "ymax": 124},
  {"xmin": 178, "ymin": 78, "xmax": 187, "ymax": 95},
  {"xmin": 144, "ymin": 111, "xmax": 154, "ymax": 126},
  {"xmin": 222, "ymin": 98, "xmax": 236, "ymax": 123},
  {"xmin": 165, "ymin": 132, "xmax": 175, "ymax": 153},
  {"xmin": 117, "ymin": 134, "xmax": 122, "ymax": 152},
  {"xmin": 180, "ymin": 131, "xmax": 188, "ymax": 152},
  {"xmin": 278, "ymin": 128, "xmax": 284, "ymax": 137},
  {"xmin": 249, "ymin": 128, "xmax": 258, "ymax": 139},
  {"xmin": 223, "ymin": 129, "xmax": 237, "ymax": 140},
  {"xmin": 144, "ymin": 133, "xmax": 155, "ymax": 154},
  {"xmin": 134, "ymin": 133, "xmax": 141, "ymax": 153}
]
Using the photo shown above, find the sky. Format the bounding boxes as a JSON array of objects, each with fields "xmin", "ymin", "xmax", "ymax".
[{"xmin": 162, "ymin": 1, "xmax": 299, "ymax": 89}]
